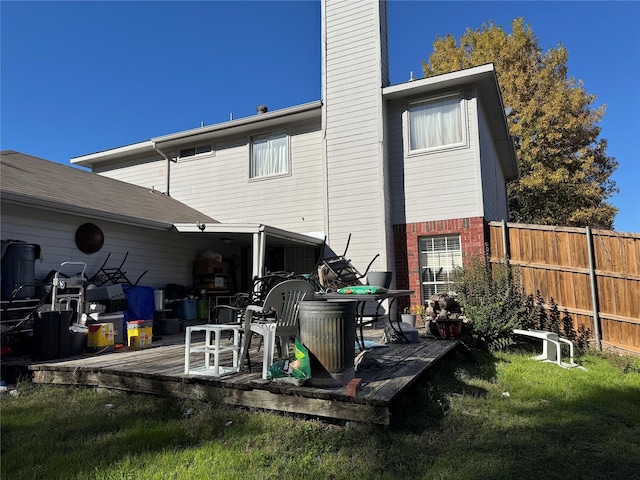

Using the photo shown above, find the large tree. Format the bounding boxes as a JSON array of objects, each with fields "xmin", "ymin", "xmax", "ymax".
[{"xmin": 423, "ymin": 18, "xmax": 618, "ymax": 228}]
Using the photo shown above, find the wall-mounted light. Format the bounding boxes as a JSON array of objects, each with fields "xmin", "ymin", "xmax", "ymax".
[{"xmin": 196, "ymin": 221, "xmax": 206, "ymax": 232}]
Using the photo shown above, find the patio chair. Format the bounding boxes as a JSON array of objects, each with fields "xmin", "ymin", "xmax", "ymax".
[
  {"xmin": 208, "ymin": 272, "xmax": 294, "ymax": 325},
  {"xmin": 239, "ymin": 279, "xmax": 315, "ymax": 378},
  {"xmin": 311, "ymin": 234, "xmax": 379, "ymax": 292},
  {"xmin": 87, "ymin": 252, "xmax": 148, "ymax": 287}
]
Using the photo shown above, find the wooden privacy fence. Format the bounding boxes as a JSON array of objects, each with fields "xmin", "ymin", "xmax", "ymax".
[{"xmin": 488, "ymin": 221, "xmax": 640, "ymax": 356}]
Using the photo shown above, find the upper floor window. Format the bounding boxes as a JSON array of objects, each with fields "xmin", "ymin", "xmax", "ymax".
[
  {"xmin": 251, "ymin": 131, "xmax": 289, "ymax": 178},
  {"xmin": 179, "ymin": 144, "xmax": 213, "ymax": 159},
  {"xmin": 408, "ymin": 93, "xmax": 464, "ymax": 152}
]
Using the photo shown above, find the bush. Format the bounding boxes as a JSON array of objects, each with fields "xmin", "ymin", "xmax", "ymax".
[
  {"xmin": 452, "ymin": 254, "xmax": 591, "ymax": 354},
  {"xmin": 527, "ymin": 292, "xmax": 591, "ymax": 354},
  {"xmin": 452, "ymin": 255, "xmax": 532, "ymax": 351}
]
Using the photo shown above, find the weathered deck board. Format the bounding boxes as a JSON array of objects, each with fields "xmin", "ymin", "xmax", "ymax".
[{"xmin": 26, "ymin": 329, "xmax": 459, "ymax": 425}]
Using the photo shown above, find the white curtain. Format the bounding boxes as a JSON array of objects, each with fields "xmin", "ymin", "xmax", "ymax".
[
  {"xmin": 409, "ymin": 95, "xmax": 462, "ymax": 151},
  {"xmin": 252, "ymin": 132, "xmax": 287, "ymax": 177}
]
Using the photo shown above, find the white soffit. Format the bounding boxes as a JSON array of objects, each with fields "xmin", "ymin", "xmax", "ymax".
[{"xmin": 173, "ymin": 223, "xmax": 324, "ymax": 246}]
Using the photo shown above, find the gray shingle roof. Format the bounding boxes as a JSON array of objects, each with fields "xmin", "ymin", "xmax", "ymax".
[{"xmin": 1, "ymin": 150, "xmax": 217, "ymax": 228}]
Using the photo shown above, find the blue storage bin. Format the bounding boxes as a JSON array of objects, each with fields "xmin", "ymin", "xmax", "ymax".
[{"xmin": 176, "ymin": 298, "xmax": 197, "ymax": 320}]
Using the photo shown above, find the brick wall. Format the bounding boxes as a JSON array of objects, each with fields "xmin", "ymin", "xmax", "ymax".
[{"xmin": 393, "ymin": 216, "xmax": 487, "ymax": 309}]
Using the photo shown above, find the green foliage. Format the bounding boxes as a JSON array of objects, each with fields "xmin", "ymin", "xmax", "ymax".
[
  {"xmin": 525, "ymin": 290, "xmax": 591, "ymax": 353},
  {"xmin": 452, "ymin": 256, "xmax": 532, "ymax": 351},
  {"xmin": 452, "ymin": 256, "xmax": 591, "ymax": 353},
  {"xmin": 423, "ymin": 18, "xmax": 618, "ymax": 228},
  {"xmin": 598, "ymin": 351, "xmax": 640, "ymax": 375}
]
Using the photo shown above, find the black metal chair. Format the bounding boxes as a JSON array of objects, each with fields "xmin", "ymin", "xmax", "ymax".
[
  {"xmin": 311, "ymin": 234, "xmax": 379, "ymax": 292},
  {"xmin": 208, "ymin": 272, "xmax": 297, "ymax": 325}
]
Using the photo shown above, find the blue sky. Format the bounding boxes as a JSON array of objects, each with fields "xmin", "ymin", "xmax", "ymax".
[{"xmin": 2, "ymin": 1, "xmax": 639, "ymax": 233}]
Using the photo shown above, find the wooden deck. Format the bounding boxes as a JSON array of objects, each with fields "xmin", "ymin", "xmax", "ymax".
[{"xmin": 22, "ymin": 328, "xmax": 458, "ymax": 425}]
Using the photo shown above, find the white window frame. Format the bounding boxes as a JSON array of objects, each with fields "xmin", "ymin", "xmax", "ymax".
[
  {"xmin": 250, "ymin": 130, "xmax": 290, "ymax": 179},
  {"xmin": 178, "ymin": 143, "xmax": 214, "ymax": 161},
  {"xmin": 419, "ymin": 234, "xmax": 463, "ymax": 302},
  {"xmin": 406, "ymin": 91, "xmax": 467, "ymax": 154}
]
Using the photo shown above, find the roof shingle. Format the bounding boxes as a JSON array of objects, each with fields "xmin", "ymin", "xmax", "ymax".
[{"xmin": 1, "ymin": 150, "xmax": 216, "ymax": 228}]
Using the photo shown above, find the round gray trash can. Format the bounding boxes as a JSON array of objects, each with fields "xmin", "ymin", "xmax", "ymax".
[
  {"xmin": 1, "ymin": 243, "xmax": 40, "ymax": 299},
  {"xmin": 298, "ymin": 299, "xmax": 357, "ymax": 387}
]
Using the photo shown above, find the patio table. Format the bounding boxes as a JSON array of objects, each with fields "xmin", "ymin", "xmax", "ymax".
[{"xmin": 316, "ymin": 289, "xmax": 414, "ymax": 350}]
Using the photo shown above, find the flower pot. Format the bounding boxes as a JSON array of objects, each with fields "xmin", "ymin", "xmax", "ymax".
[
  {"xmin": 436, "ymin": 319, "xmax": 463, "ymax": 339},
  {"xmin": 366, "ymin": 271, "xmax": 392, "ymax": 289},
  {"xmin": 400, "ymin": 313, "xmax": 417, "ymax": 327}
]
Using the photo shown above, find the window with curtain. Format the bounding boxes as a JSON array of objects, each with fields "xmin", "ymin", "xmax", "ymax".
[
  {"xmin": 409, "ymin": 93, "xmax": 464, "ymax": 152},
  {"xmin": 251, "ymin": 131, "xmax": 288, "ymax": 178},
  {"xmin": 419, "ymin": 235, "xmax": 462, "ymax": 300}
]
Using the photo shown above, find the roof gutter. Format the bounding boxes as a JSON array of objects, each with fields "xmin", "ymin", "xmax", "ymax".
[{"xmin": 152, "ymin": 101, "xmax": 322, "ymax": 146}]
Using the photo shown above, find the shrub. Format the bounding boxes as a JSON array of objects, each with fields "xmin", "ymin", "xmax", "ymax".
[
  {"xmin": 527, "ymin": 291, "xmax": 591, "ymax": 354},
  {"xmin": 452, "ymin": 255, "xmax": 532, "ymax": 351},
  {"xmin": 452, "ymin": 253, "xmax": 591, "ymax": 354}
]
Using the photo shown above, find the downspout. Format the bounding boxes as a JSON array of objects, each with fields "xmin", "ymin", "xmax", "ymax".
[
  {"xmin": 152, "ymin": 142, "xmax": 173, "ymax": 196},
  {"xmin": 320, "ymin": 0, "xmax": 330, "ymax": 244}
]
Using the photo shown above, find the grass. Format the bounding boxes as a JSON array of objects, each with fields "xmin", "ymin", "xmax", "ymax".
[{"xmin": 2, "ymin": 348, "xmax": 639, "ymax": 480}]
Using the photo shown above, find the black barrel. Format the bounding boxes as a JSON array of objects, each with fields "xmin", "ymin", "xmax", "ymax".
[
  {"xmin": 1, "ymin": 243, "xmax": 40, "ymax": 299},
  {"xmin": 298, "ymin": 299, "xmax": 357, "ymax": 387}
]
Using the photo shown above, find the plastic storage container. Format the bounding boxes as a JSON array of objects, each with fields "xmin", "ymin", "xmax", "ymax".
[
  {"xmin": 86, "ymin": 323, "xmax": 114, "ymax": 353},
  {"xmin": 176, "ymin": 298, "xmax": 197, "ymax": 320},
  {"xmin": 127, "ymin": 320, "xmax": 153, "ymax": 349}
]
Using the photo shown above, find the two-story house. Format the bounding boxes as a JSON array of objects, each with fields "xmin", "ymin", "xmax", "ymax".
[{"xmin": 70, "ymin": 0, "xmax": 517, "ymax": 306}]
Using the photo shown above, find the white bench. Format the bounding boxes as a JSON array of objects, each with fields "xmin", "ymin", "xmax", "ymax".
[{"xmin": 513, "ymin": 329, "xmax": 578, "ymax": 368}]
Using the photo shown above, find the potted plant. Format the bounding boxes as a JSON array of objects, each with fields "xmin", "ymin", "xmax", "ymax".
[
  {"xmin": 401, "ymin": 304, "xmax": 426, "ymax": 328},
  {"xmin": 426, "ymin": 294, "xmax": 465, "ymax": 339}
]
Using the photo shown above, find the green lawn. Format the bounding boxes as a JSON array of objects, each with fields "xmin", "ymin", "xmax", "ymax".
[{"xmin": 2, "ymin": 349, "xmax": 639, "ymax": 480}]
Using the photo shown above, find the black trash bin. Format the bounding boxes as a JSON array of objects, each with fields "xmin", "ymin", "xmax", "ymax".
[
  {"xmin": 32, "ymin": 310, "xmax": 72, "ymax": 361},
  {"xmin": 1, "ymin": 242, "xmax": 41, "ymax": 299}
]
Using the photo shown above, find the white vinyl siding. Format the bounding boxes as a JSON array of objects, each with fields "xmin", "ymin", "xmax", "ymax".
[
  {"xmin": 169, "ymin": 118, "xmax": 324, "ymax": 235},
  {"xmin": 1, "ymin": 203, "xmax": 218, "ymax": 289},
  {"xmin": 477, "ymin": 100, "xmax": 509, "ymax": 221},
  {"xmin": 250, "ymin": 131, "xmax": 289, "ymax": 178},
  {"xmin": 388, "ymin": 90, "xmax": 483, "ymax": 225},
  {"xmin": 94, "ymin": 157, "xmax": 167, "ymax": 192},
  {"xmin": 419, "ymin": 235, "xmax": 462, "ymax": 300},
  {"xmin": 323, "ymin": 0, "xmax": 391, "ymax": 272}
]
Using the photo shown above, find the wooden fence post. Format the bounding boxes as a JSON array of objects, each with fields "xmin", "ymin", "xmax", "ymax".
[{"xmin": 586, "ymin": 226, "xmax": 602, "ymax": 350}]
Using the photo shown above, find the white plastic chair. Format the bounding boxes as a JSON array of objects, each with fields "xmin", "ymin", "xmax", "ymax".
[
  {"xmin": 240, "ymin": 280, "xmax": 315, "ymax": 378},
  {"xmin": 513, "ymin": 329, "xmax": 579, "ymax": 368}
]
